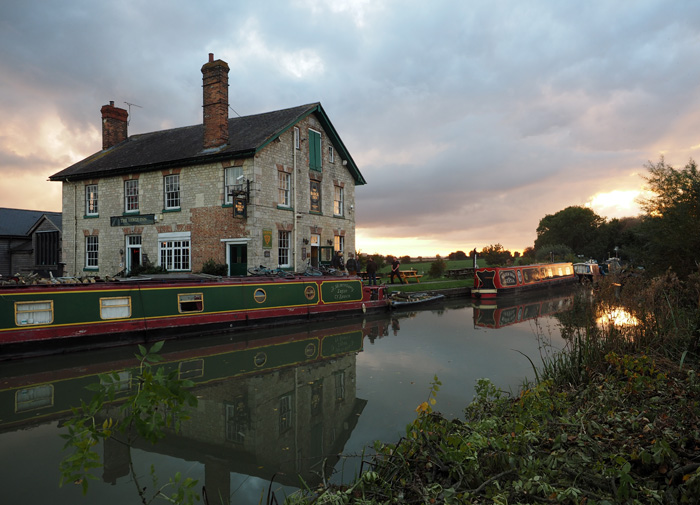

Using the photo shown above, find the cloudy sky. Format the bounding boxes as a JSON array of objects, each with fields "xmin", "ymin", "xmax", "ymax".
[{"xmin": 2, "ymin": 1, "xmax": 700, "ymax": 256}]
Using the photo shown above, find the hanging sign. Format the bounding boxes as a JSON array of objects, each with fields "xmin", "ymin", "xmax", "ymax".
[{"xmin": 234, "ymin": 198, "xmax": 247, "ymax": 218}]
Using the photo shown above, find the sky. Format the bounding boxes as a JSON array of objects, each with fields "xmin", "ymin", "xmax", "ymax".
[{"xmin": 2, "ymin": 0, "xmax": 700, "ymax": 257}]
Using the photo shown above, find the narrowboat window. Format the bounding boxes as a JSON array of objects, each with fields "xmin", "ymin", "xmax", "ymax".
[
  {"xmin": 15, "ymin": 301, "xmax": 53, "ymax": 326},
  {"xmin": 179, "ymin": 359, "xmax": 204, "ymax": 379},
  {"xmin": 253, "ymin": 288, "xmax": 266, "ymax": 303},
  {"xmin": 100, "ymin": 297, "xmax": 132, "ymax": 319},
  {"xmin": 100, "ymin": 371, "xmax": 132, "ymax": 393},
  {"xmin": 16, "ymin": 384, "xmax": 54, "ymax": 413},
  {"xmin": 178, "ymin": 293, "xmax": 203, "ymax": 313}
]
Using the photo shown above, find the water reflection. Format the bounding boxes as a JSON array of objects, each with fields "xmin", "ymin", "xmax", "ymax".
[
  {"xmin": 473, "ymin": 288, "xmax": 575, "ymax": 328},
  {"xmin": 0, "ymin": 291, "xmax": 575, "ymax": 504}
]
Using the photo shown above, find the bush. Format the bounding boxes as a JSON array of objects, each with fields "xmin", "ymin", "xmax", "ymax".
[
  {"xmin": 201, "ymin": 259, "xmax": 227, "ymax": 276},
  {"xmin": 428, "ymin": 258, "xmax": 447, "ymax": 277}
]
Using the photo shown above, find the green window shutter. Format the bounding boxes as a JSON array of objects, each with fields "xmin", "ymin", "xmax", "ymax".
[{"xmin": 309, "ymin": 130, "xmax": 321, "ymax": 171}]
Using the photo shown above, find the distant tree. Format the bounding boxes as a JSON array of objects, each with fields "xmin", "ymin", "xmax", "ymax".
[
  {"xmin": 633, "ymin": 157, "xmax": 700, "ymax": 277},
  {"xmin": 534, "ymin": 244, "xmax": 574, "ymax": 263},
  {"xmin": 428, "ymin": 257, "xmax": 447, "ymax": 278},
  {"xmin": 417, "ymin": 256, "xmax": 423, "ymax": 263},
  {"xmin": 400, "ymin": 255, "xmax": 412, "ymax": 265},
  {"xmin": 448, "ymin": 250, "xmax": 468, "ymax": 260},
  {"xmin": 480, "ymin": 244, "xmax": 513, "ymax": 266},
  {"xmin": 535, "ymin": 206, "xmax": 606, "ymax": 259},
  {"xmin": 522, "ymin": 246, "xmax": 536, "ymax": 260}
]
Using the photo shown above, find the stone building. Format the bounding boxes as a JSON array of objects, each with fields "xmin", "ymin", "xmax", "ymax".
[{"xmin": 50, "ymin": 54, "xmax": 365, "ymax": 277}]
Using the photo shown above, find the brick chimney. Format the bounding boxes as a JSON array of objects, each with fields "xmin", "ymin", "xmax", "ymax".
[
  {"xmin": 201, "ymin": 53, "xmax": 230, "ymax": 149},
  {"xmin": 100, "ymin": 101, "xmax": 128, "ymax": 150}
]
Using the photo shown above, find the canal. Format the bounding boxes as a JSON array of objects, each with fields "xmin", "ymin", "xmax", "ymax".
[{"xmin": 0, "ymin": 289, "xmax": 573, "ymax": 504}]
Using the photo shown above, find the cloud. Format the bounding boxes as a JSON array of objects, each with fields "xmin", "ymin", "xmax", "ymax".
[{"xmin": 2, "ymin": 0, "xmax": 700, "ymax": 253}]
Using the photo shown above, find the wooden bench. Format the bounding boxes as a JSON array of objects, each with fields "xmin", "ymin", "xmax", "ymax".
[
  {"xmin": 360, "ymin": 272, "xmax": 383, "ymax": 282},
  {"xmin": 399, "ymin": 270, "xmax": 423, "ymax": 283}
]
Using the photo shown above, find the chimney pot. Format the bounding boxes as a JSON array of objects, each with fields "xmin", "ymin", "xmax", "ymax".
[{"xmin": 209, "ymin": 53, "xmax": 214, "ymax": 62}]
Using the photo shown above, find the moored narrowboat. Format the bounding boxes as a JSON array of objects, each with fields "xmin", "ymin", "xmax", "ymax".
[
  {"xmin": 0, "ymin": 274, "xmax": 389, "ymax": 359},
  {"xmin": 471, "ymin": 262, "xmax": 576, "ymax": 298}
]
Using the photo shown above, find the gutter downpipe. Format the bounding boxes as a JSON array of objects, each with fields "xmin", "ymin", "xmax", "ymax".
[{"xmin": 293, "ymin": 132, "xmax": 298, "ymax": 272}]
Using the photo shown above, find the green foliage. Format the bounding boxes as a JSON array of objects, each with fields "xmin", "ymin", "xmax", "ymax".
[
  {"xmin": 399, "ymin": 255, "xmax": 411, "ymax": 265},
  {"xmin": 535, "ymin": 206, "xmax": 607, "ymax": 259},
  {"xmin": 127, "ymin": 259, "xmax": 167, "ymax": 277},
  {"xmin": 428, "ymin": 257, "xmax": 447, "ymax": 277},
  {"xmin": 200, "ymin": 258, "xmax": 227, "ymax": 276},
  {"xmin": 533, "ymin": 243, "xmax": 574, "ymax": 263},
  {"xmin": 480, "ymin": 243, "xmax": 512, "ymax": 266},
  {"xmin": 633, "ymin": 157, "xmax": 700, "ymax": 277},
  {"xmin": 448, "ymin": 250, "xmax": 468, "ymax": 260},
  {"xmin": 59, "ymin": 341, "xmax": 200, "ymax": 503}
]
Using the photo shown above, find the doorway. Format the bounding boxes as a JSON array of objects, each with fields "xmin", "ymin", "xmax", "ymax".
[
  {"xmin": 228, "ymin": 243, "xmax": 248, "ymax": 276},
  {"xmin": 126, "ymin": 235, "xmax": 142, "ymax": 273}
]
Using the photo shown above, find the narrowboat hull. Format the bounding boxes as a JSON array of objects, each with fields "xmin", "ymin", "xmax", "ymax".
[
  {"xmin": 471, "ymin": 262, "xmax": 576, "ymax": 299},
  {"xmin": 0, "ymin": 275, "xmax": 389, "ymax": 359}
]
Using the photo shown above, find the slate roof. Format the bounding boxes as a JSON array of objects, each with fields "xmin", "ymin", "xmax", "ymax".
[
  {"xmin": 0, "ymin": 208, "xmax": 62, "ymax": 237},
  {"xmin": 50, "ymin": 102, "xmax": 366, "ymax": 185}
]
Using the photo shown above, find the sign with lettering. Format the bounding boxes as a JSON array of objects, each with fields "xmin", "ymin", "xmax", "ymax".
[
  {"xmin": 110, "ymin": 214, "xmax": 155, "ymax": 227},
  {"xmin": 321, "ymin": 280, "xmax": 362, "ymax": 303}
]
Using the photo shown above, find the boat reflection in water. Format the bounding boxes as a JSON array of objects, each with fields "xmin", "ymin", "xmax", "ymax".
[
  {"xmin": 0, "ymin": 316, "xmax": 390, "ymax": 501},
  {"xmin": 472, "ymin": 288, "xmax": 575, "ymax": 329}
]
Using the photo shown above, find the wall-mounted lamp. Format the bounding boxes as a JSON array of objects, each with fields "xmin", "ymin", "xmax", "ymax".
[
  {"xmin": 303, "ymin": 238, "xmax": 309, "ymax": 245},
  {"xmin": 326, "ymin": 239, "xmax": 333, "ymax": 246}
]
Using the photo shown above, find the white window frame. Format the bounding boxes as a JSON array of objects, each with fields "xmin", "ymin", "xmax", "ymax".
[
  {"xmin": 158, "ymin": 231, "xmax": 191, "ymax": 271},
  {"xmin": 278, "ymin": 230, "xmax": 290, "ymax": 267},
  {"xmin": 85, "ymin": 184, "xmax": 98, "ymax": 216},
  {"xmin": 294, "ymin": 126, "xmax": 300, "ymax": 149},
  {"xmin": 164, "ymin": 174, "xmax": 181, "ymax": 210},
  {"xmin": 334, "ymin": 186, "xmax": 344, "ymax": 216},
  {"xmin": 328, "ymin": 145, "xmax": 334, "ymax": 163},
  {"xmin": 225, "ymin": 166, "xmax": 243, "ymax": 205},
  {"xmin": 86, "ymin": 235, "xmax": 98, "ymax": 269},
  {"xmin": 100, "ymin": 297, "xmax": 132, "ymax": 320},
  {"xmin": 278, "ymin": 171, "xmax": 291, "ymax": 207},
  {"xmin": 124, "ymin": 179, "xmax": 139, "ymax": 213}
]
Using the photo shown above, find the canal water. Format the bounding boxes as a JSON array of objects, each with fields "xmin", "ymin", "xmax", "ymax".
[{"xmin": 0, "ymin": 290, "xmax": 573, "ymax": 504}]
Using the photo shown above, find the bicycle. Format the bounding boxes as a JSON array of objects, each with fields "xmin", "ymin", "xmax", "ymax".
[
  {"xmin": 248, "ymin": 265, "xmax": 294, "ymax": 279},
  {"xmin": 299, "ymin": 263, "xmax": 323, "ymax": 276}
]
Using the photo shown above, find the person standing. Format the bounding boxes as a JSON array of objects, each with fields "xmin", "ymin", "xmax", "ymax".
[
  {"xmin": 331, "ymin": 250, "xmax": 344, "ymax": 270},
  {"xmin": 390, "ymin": 256, "xmax": 404, "ymax": 284},
  {"xmin": 346, "ymin": 253, "xmax": 358, "ymax": 276},
  {"xmin": 366, "ymin": 256, "xmax": 378, "ymax": 285}
]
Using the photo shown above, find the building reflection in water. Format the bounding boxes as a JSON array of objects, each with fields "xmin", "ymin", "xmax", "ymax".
[{"xmin": 0, "ymin": 316, "xmax": 390, "ymax": 503}]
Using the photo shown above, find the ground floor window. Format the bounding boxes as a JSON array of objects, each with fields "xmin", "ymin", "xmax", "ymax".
[
  {"xmin": 158, "ymin": 232, "xmax": 191, "ymax": 271},
  {"xmin": 278, "ymin": 231, "xmax": 290, "ymax": 267}
]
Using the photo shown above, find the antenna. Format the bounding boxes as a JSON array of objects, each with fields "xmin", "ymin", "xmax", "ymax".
[{"xmin": 124, "ymin": 102, "xmax": 142, "ymax": 125}]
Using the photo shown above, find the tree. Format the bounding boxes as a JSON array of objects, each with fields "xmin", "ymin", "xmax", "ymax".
[
  {"xmin": 480, "ymin": 244, "xmax": 512, "ymax": 266},
  {"xmin": 634, "ymin": 157, "xmax": 700, "ymax": 277},
  {"xmin": 448, "ymin": 250, "xmax": 468, "ymax": 260},
  {"xmin": 534, "ymin": 206, "xmax": 606, "ymax": 259}
]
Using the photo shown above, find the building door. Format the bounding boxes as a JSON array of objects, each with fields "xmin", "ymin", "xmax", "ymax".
[
  {"xmin": 228, "ymin": 244, "xmax": 247, "ymax": 276},
  {"xmin": 126, "ymin": 235, "xmax": 142, "ymax": 273},
  {"xmin": 309, "ymin": 234, "xmax": 320, "ymax": 267}
]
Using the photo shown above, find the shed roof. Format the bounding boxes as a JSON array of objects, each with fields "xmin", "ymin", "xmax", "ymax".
[{"xmin": 0, "ymin": 208, "xmax": 62, "ymax": 237}]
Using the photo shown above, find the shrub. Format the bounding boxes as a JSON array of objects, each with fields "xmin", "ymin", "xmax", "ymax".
[
  {"xmin": 201, "ymin": 259, "xmax": 227, "ymax": 276},
  {"xmin": 428, "ymin": 258, "xmax": 447, "ymax": 277}
]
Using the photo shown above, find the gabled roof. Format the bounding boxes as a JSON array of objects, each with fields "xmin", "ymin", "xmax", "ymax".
[
  {"xmin": 0, "ymin": 208, "xmax": 62, "ymax": 237},
  {"xmin": 50, "ymin": 102, "xmax": 366, "ymax": 185}
]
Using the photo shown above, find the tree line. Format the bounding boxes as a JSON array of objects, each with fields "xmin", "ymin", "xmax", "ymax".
[{"xmin": 371, "ymin": 157, "xmax": 700, "ymax": 279}]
